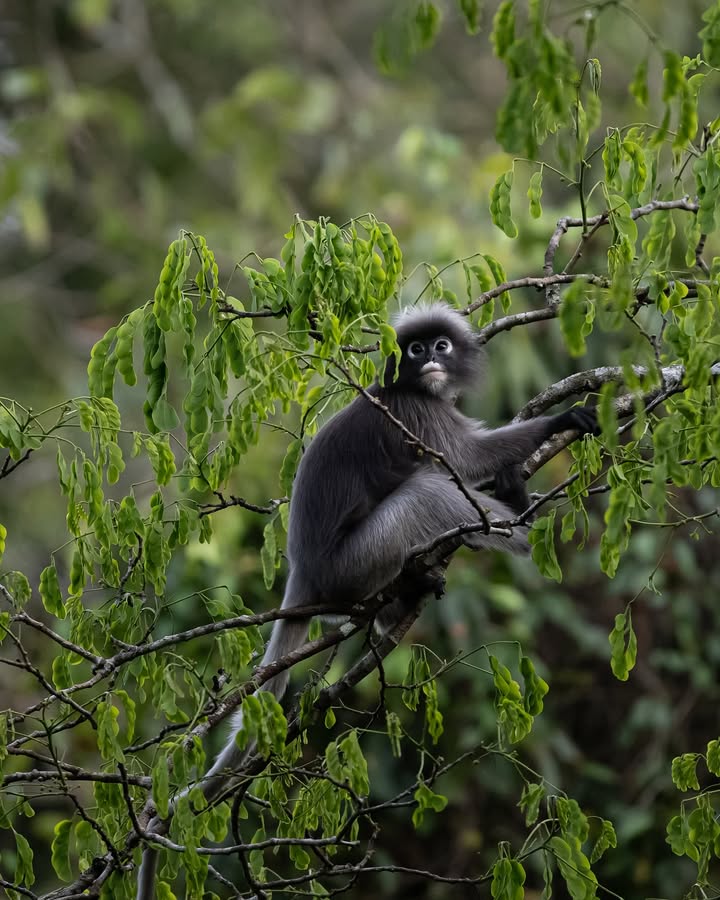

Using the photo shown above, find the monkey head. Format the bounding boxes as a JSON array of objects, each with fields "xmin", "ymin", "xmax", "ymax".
[{"xmin": 384, "ymin": 303, "xmax": 482, "ymax": 398}]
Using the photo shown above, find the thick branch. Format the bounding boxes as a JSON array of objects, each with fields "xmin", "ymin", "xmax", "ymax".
[
  {"xmin": 476, "ymin": 305, "xmax": 558, "ymax": 344},
  {"xmin": 515, "ymin": 364, "xmax": 685, "ymax": 421},
  {"xmin": 464, "ymin": 273, "xmax": 606, "ymax": 315}
]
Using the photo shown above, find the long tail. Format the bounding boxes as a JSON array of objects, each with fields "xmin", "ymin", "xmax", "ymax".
[
  {"xmin": 203, "ymin": 615, "xmax": 309, "ymax": 791},
  {"xmin": 136, "ymin": 587, "xmax": 311, "ymax": 900}
]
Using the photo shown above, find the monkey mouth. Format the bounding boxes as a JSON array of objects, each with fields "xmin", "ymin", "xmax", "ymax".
[{"xmin": 420, "ymin": 362, "xmax": 446, "ymax": 379}]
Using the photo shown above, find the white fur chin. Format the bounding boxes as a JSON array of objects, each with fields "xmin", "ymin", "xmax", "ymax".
[{"xmin": 422, "ymin": 372, "xmax": 450, "ymax": 396}]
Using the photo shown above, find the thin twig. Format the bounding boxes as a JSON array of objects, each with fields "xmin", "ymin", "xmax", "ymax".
[{"xmin": 200, "ymin": 493, "xmax": 288, "ymax": 517}]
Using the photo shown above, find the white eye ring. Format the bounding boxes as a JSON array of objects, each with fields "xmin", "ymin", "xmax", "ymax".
[
  {"xmin": 434, "ymin": 338, "xmax": 452, "ymax": 354},
  {"xmin": 408, "ymin": 341, "xmax": 425, "ymax": 359}
]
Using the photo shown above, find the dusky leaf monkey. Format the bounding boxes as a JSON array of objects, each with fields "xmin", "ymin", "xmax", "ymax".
[{"xmin": 137, "ymin": 303, "xmax": 596, "ymax": 898}]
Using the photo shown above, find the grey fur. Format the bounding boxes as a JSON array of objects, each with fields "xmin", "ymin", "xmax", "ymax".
[{"xmin": 136, "ymin": 304, "xmax": 595, "ymax": 898}]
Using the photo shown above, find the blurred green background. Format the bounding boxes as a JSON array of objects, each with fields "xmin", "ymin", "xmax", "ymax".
[{"xmin": 2, "ymin": 1, "xmax": 720, "ymax": 896}]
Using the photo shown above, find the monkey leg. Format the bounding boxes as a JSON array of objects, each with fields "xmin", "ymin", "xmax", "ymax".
[{"xmin": 319, "ymin": 469, "xmax": 529, "ymax": 605}]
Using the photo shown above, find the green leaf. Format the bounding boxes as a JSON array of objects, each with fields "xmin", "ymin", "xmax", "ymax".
[
  {"xmin": 52, "ymin": 654, "xmax": 73, "ymax": 690},
  {"xmin": 114, "ymin": 690, "xmax": 137, "ymax": 742},
  {"xmin": 549, "ymin": 835, "xmax": 597, "ymax": 900},
  {"xmin": 662, "ymin": 50, "xmax": 684, "ymax": 102},
  {"xmin": 629, "ymin": 57, "xmax": 649, "ymax": 107},
  {"xmin": 14, "ymin": 830, "xmax": 35, "ymax": 886},
  {"xmin": 491, "ymin": 0, "xmax": 515, "ymax": 61},
  {"xmin": 674, "ymin": 74, "xmax": 703, "ymax": 151},
  {"xmin": 602, "ymin": 131, "xmax": 622, "ymax": 191},
  {"xmin": 520, "ymin": 656, "xmax": 549, "ymax": 715},
  {"xmin": 3, "ymin": 570, "xmax": 32, "ymax": 608},
  {"xmin": 608, "ymin": 611, "xmax": 637, "ymax": 681},
  {"xmin": 701, "ymin": 1, "xmax": 720, "ymax": 66},
  {"xmin": 422, "ymin": 677, "xmax": 444, "ymax": 743},
  {"xmin": 489, "ymin": 169, "xmax": 518, "ymax": 238},
  {"xmin": 145, "ymin": 434, "xmax": 176, "ymax": 486},
  {"xmin": 51, "ymin": 819, "xmax": 73, "ymax": 881},
  {"xmin": 556, "ymin": 797, "xmax": 589, "ymax": 843},
  {"xmin": 600, "ymin": 478, "xmax": 634, "ymax": 578},
  {"xmin": 559, "ymin": 280, "xmax": 593, "ymax": 357},
  {"xmin": 687, "ymin": 801, "xmax": 719, "ymax": 850},
  {"xmin": 694, "ymin": 148, "xmax": 720, "ymax": 233},
  {"xmin": 338, "ymin": 730, "xmax": 369, "ymax": 795},
  {"xmin": 529, "ymin": 510, "xmax": 562, "ymax": 582},
  {"xmin": 457, "ymin": 0, "xmax": 480, "ymax": 34},
  {"xmin": 238, "ymin": 691, "xmax": 288, "ymax": 758},
  {"xmin": 260, "ymin": 520, "xmax": 278, "ymax": 590},
  {"xmin": 587, "ymin": 57, "xmax": 601, "ymax": 94},
  {"xmin": 379, "ymin": 323, "xmax": 401, "ymax": 380},
  {"xmin": 641, "ymin": 207, "xmax": 675, "ymax": 272},
  {"xmin": 96, "ymin": 700, "xmax": 124, "ymax": 762},
  {"xmin": 491, "ymin": 857, "xmax": 526, "ymax": 900},
  {"xmin": 706, "ymin": 738, "xmax": 720, "ymax": 776},
  {"xmin": 414, "ymin": 2, "xmax": 441, "ymax": 49},
  {"xmin": 527, "ymin": 169, "xmax": 543, "ymax": 219},
  {"xmin": 482, "ymin": 254, "xmax": 510, "ymax": 311},
  {"xmin": 590, "ymin": 819, "xmax": 617, "ymax": 863},
  {"xmin": 39, "ymin": 564, "xmax": 65, "ymax": 618},
  {"xmin": 491, "ymin": 656, "xmax": 533, "ymax": 744},
  {"xmin": 412, "ymin": 781, "xmax": 448, "ymax": 828},
  {"xmin": 75, "ymin": 819, "xmax": 99, "ymax": 870},
  {"xmin": 280, "ymin": 439, "xmax": 303, "ymax": 496},
  {"xmin": 671, "ymin": 753, "xmax": 700, "ymax": 791},
  {"xmin": 597, "ymin": 382, "xmax": 618, "ymax": 450},
  {"xmin": 115, "ymin": 310, "xmax": 140, "ymax": 386},
  {"xmin": 87, "ymin": 325, "xmax": 118, "ymax": 398},
  {"xmin": 152, "ymin": 395, "xmax": 181, "ymax": 432},
  {"xmin": 518, "ymin": 782, "xmax": 545, "ymax": 826},
  {"xmin": 666, "ymin": 814, "xmax": 697, "ymax": 860},
  {"xmin": 152, "ymin": 753, "xmax": 170, "ymax": 819},
  {"xmin": 623, "ymin": 139, "xmax": 647, "ymax": 197}
]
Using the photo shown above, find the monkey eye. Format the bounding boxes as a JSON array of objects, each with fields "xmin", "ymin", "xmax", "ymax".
[
  {"xmin": 407, "ymin": 341, "xmax": 425, "ymax": 359},
  {"xmin": 434, "ymin": 338, "xmax": 452, "ymax": 354}
]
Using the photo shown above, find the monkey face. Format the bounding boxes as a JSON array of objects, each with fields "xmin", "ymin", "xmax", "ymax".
[
  {"xmin": 408, "ymin": 336, "xmax": 453, "ymax": 394},
  {"xmin": 395, "ymin": 335, "xmax": 462, "ymax": 397},
  {"xmin": 382, "ymin": 303, "xmax": 483, "ymax": 397}
]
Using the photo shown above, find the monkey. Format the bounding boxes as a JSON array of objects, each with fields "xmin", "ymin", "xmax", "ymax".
[{"xmin": 136, "ymin": 303, "xmax": 596, "ymax": 898}]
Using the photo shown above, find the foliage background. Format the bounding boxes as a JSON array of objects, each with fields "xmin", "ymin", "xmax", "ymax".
[{"xmin": 2, "ymin": 0, "xmax": 720, "ymax": 897}]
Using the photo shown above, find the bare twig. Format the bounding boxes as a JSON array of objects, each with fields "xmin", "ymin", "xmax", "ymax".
[
  {"xmin": 200, "ymin": 493, "xmax": 289, "ymax": 517},
  {"xmin": 544, "ymin": 197, "xmax": 699, "ymax": 276}
]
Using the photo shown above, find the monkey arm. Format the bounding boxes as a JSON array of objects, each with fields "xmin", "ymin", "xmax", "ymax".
[{"xmin": 466, "ymin": 407, "xmax": 596, "ymax": 479}]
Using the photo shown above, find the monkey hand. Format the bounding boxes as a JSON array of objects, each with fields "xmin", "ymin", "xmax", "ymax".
[
  {"xmin": 549, "ymin": 406, "xmax": 599, "ymax": 438},
  {"xmin": 395, "ymin": 560, "xmax": 447, "ymax": 600}
]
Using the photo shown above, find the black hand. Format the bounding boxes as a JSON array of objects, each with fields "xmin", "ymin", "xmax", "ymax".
[{"xmin": 549, "ymin": 406, "xmax": 599, "ymax": 437}]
